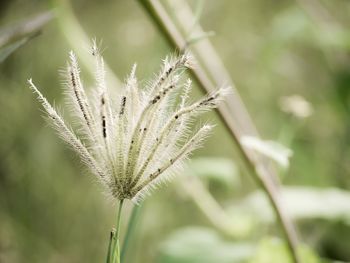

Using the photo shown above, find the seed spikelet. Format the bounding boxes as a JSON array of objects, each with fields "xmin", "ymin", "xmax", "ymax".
[{"xmin": 29, "ymin": 46, "xmax": 228, "ymax": 202}]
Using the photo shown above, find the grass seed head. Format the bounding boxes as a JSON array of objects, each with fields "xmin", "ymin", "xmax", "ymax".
[{"xmin": 29, "ymin": 46, "xmax": 228, "ymax": 202}]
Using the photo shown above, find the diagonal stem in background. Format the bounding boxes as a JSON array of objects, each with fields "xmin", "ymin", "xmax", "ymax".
[
  {"xmin": 136, "ymin": 1, "xmax": 300, "ymax": 262},
  {"xmin": 121, "ymin": 204, "xmax": 142, "ymax": 262},
  {"xmin": 0, "ymin": 11, "xmax": 53, "ymax": 48},
  {"xmin": 51, "ymin": 0, "xmax": 121, "ymax": 89},
  {"xmin": 180, "ymin": 175, "xmax": 240, "ymax": 237}
]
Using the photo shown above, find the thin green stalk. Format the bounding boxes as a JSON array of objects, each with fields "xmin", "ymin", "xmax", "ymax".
[
  {"xmin": 111, "ymin": 199, "xmax": 124, "ymax": 263},
  {"xmin": 106, "ymin": 230, "xmax": 116, "ymax": 263},
  {"xmin": 0, "ymin": 11, "xmax": 53, "ymax": 48},
  {"xmin": 136, "ymin": 1, "xmax": 300, "ymax": 263},
  {"xmin": 50, "ymin": 0, "xmax": 121, "ymax": 89},
  {"xmin": 121, "ymin": 204, "xmax": 142, "ymax": 262}
]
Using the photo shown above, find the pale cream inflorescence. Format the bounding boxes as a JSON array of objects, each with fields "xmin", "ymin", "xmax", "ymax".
[{"xmin": 29, "ymin": 43, "xmax": 227, "ymax": 202}]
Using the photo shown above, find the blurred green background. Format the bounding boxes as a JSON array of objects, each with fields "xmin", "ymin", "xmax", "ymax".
[{"xmin": 0, "ymin": 0, "xmax": 350, "ymax": 262}]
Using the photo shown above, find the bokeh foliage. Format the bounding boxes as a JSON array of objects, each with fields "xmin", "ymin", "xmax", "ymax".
[{"xmin": 0, "ymin": 0, "xmax": 349, "ymax": 262}]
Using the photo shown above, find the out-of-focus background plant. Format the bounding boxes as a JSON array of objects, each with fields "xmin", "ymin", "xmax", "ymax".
[{"xmin": 0, "ymin": 0, "xmax": 349, "ymax": 262}]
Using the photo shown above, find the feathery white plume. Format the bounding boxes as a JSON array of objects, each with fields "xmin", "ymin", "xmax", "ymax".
[{"xmin": 29, "ymin": 46, "xmax": 228, "ymax": 202}]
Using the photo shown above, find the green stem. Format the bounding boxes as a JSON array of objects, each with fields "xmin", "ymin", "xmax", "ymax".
[
  {"xmin": 106, "ymin": 229, "xmax": 116, "ymax": 263},
  {"xmin": 121, "ymin": 204, "xmax": 142, "ymax": 262},
  {"xmin": 51, "ymin": 0, "xmax": 121, "ymax": 88},
  {"xmin": 136, "ymin": 1, "xmax": 300, "ymax": 263},
  {"xmin": 111, "ymin": 199, "xmax": 124, "ymax": 263}
]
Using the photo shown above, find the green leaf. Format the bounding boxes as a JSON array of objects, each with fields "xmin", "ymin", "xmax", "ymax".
[
  {"xmin": 0, "ymin": 11, "xmax": 53, "ymax": 48},
  {"xmin": 186, "ymin": 157, "xmax": 239, "ymax": 187},
  {"xmin": 241, "ymin": 136, "xmax": 293, "ymax": 169},
  {"xmin": 249, "ymin": 237, "xmax": 323, "ymax": 263},
  {"xmin": 241, "ymin": 187, "xmax": 350, "ymax": 223},
  {"xmin": 157, "ymin": 227, "xmax": 254, "ymax": 263},
  {"xmin": 0, "ymin": 11, "xmax": 53, "ymax": 63},
  {"xmin": 0, "ymin": 37, "xmax": 29, "ymax": 63}
]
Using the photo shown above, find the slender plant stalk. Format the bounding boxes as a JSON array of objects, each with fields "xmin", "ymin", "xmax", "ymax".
[
  {"xmin": 106, "ymin": 230, "xmax": 116, "ymax": 263},
  {"xmin": 121, "ymin": 205, "xmax": 142, "ymax": 262},
  {"xmin": 180, "ymin": 175, "xmax": 239, "ymax": 237},
  {"xmin": 110, "ymin": 200, "xmax": 124, "ymax": 263},
  {"xmin": 0, "ymin": 11, "xmax": 53, "ymax": 48},
  {"xmin": 164, "ymin": 0, "xmax": 263, "ymax": 140},
  {"xmin": 50, "ymin": 0, "xmax": 121, "ymax": 89},
  {"xmin": 136, "ymin": 1, "xmax": 300, "ymax": 262}
]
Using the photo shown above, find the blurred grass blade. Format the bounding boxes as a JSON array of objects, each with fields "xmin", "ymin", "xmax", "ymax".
[
  {"xmin": 241, "ymin": 136, "xmax": 293, "ymax": 169},
  {"xmin": 106, "ymin": 230, "xmax": 116, "ymax": 263},
  {"xmin": 180, "ymin": 174, "xmax": 241, "ymax": 237},
  {"xmin": 51, "ymin": 0, "xmax": 121, "ymax": 89},
  {"xmin": 243, "ymin": 187, "xmax": 350, "ymax": 222},
  {"xmin": 121, "ymin": 205, "xmax": 142, "ymax": 262},
  {"xmin": 186, "ymin": 0, "xmax": 204, "ymax": 38},
  {"xmin": 0, "ymin": 37, "xmax": 29, "ymax": 63},
  {"xmin": 0, "ymin": 11, "xmax": 53, "ymax": 63},
  {"xmin": 187, "ymin": 157, "xmax": 239, "ymax": 187},
  {"xmin": 136, "ymin": 1, "xmax": 300, "ymax": 262},
  {"xmin": 158, "ymin": 227, "xmax": 254, "ymax": 263},
  {"xmin": 251, "ymin": 237, "xmax": 322, "ymax": 263},
  {"xmin": 0, "ymin": 11, "xmax": 53, "ymax": 48},
  {"xmin": 186, "ymin": 30, "xmax": 215, "ymax": 47}
]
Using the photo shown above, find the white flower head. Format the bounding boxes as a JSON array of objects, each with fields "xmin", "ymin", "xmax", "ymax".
[
  {"xmin": 29, "ymin": 43, "xmax": 227, "ymax": 202},
  {"xmin": 279, "ymin": 95, "xmax": 313, "ymax": 119}
]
